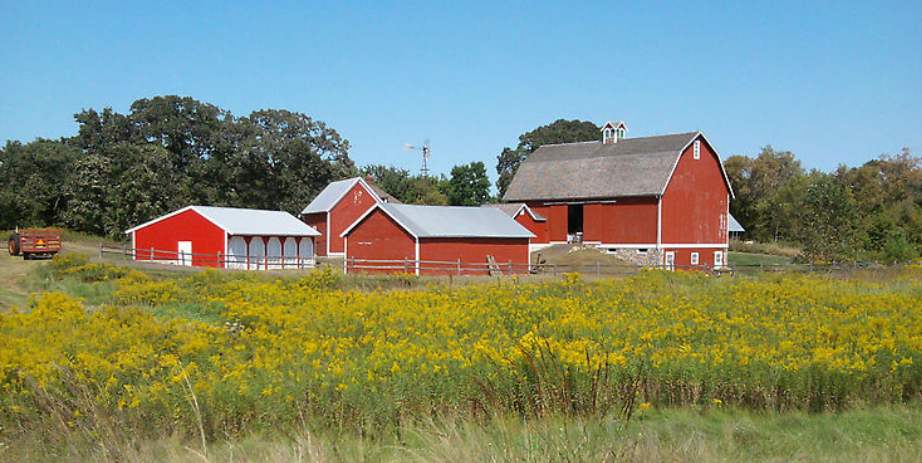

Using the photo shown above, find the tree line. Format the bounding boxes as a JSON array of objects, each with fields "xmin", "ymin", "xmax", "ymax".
[
  {"xmin": 0, "ymin": 96, "xmax": 493, "ymax": 239},
  {"xmin": 3, "ymin": 102, "xmax": 918, "ymax": 262}
]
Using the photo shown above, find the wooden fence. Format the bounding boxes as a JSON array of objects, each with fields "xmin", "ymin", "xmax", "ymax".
[
  {"xmin": 99, "ymin": 244, "xmax": 908, "ymax": 277},
  {"xmin": 99, "ymin": 245, "xmax": 316, "ymax": 270}
]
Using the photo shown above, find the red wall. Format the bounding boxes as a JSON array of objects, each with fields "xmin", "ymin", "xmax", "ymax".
[
  {"xmin": 583, "ymin": 203, "xmax": 602, "ymax": 242},
  {"xmin": 664, "ymin": 248, "xmax": 726, "ymax": 269},
  {"xmin": 302, "ymin": 213, "xmax": 327, "ymax": 256},
  {"xmin": 515, "ymin": 211, "xmax": 548, "ymax": 244},
  {"xmin": 603, "ymin": 198, "xmax": 658, "ymax": 244},
  {"xmin": 420, "ymin": 238, "xmax": 530, "ymax": 275},
  {"xmin": 329, "ymin": 182, "xmax": 380, "ymax": 254},
  {"xmin": 133, "ymin": 209, "xmax": 225, "ymax": 268},
  {"xmin": 344, "ymin": 208, "xmax": 416, "ymax": 273},
  {"xmin": 661, "ymin": 136, "xmax": 730, "ymax": 245},
  {"xmin": 548, "ymin": 205, "xmax": 568, "ymax": 242}
]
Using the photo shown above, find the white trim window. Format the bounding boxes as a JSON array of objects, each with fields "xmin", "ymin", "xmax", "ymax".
[
  {"xmin": 693, "ymin": 140, "xmax": 701, "ymax": 160},
  {"xmin": 691, "ymin": 252, "xmax": 699, "ymax": 266},
  {"xmin": 714, "ymin": 251, "xmax": 723, "ymax": 269},
  {"xmin": 665, "ymin": 251, "xmax": 676, "ymax": 270}
]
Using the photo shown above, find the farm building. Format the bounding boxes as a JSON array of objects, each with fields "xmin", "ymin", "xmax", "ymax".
[
  {"xmin": 300, "ymin": 176, "xmax": 399, "ymax": 257},
  {"xmin": 341, "ymin": 203, "xmax": 534, "ymax": 275},
  {"xmin": 503, "ymin": 120, "xmax": 734, "ymax": 269},
  {"xmin": 482, "ymin": 203, "xmax": 548, "ymax": 251},
  {"xmin": 126, "ymin": 205, "xmax": 321, "ymax": 270}
]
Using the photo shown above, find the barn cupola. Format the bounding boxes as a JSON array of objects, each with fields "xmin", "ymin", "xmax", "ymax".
[{"xmin": 601, "ymin": 121, "xmax": 627, "ymax": 145}]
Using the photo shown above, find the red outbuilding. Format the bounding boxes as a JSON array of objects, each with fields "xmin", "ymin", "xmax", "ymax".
[
  {"xmin": 341, "ymin": 203, "xmax": 534, "ymax": 275},
  {"xmin": 482, "ymin": 203, "xmax": 548, "ymax": 252},
  {"xmin": 126, "ymin": 206, "xmax": 321, "ymax": 270},
  {"xmin": 300, "ymin": 176, "xmax": 400, "ymax": 256},
  {"xmin": 503, "ymin": 120, "xmax": 734, "ymax": 269}
]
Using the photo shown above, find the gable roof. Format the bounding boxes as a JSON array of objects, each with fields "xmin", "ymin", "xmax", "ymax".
[
  {"xmin": 503, "ymin": 132, "xmax": 734, "ymax": 202},
  {"xmin": 481, "ymin": 203, "xmax": 546, "ymax": 221},
  {"xmin": 342, "ymin": 203, "xmax": 535, "ymax": 239},
  {"xmin": 126, "ymin": 206, "xmax": 321, "ymax": 237},
  {"xmin": 300, "ymin": 177, "xmax": 386, "ymax": 215}
]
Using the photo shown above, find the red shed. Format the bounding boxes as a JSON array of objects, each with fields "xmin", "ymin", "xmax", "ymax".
[
  {"xmin": 341, "ymin": 203, "xmax": 534, "ymax": 275},
  {"xmin": 482, "ymin": 203, "xmax": 548, "ymax": 252},
  {"xmin": 503, "ymin": 120, "xmax": 734, "ymax": 269},
  {"xmin": 126, "ymin": 206, "xmax": 321, "ymax": 270},
  {"xmin": 300, "ymin": 177, "xmax": 400, "ymax": 256}
]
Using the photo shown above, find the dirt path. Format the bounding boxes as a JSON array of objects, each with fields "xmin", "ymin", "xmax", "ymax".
[{"xmin": 0, "ymin": 233, "xmax": 119, "ymax": 310}]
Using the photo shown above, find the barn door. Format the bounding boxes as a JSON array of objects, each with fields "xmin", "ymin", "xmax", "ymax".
[
  {"xmin": 249, "ymin": 238, "xmax": 266, "ymax": 271},
  {"xmin": 266, "ymin": 238, "xmax": 283, "ymax": 270},
  {"xmin": 283, "ymin": 237, "xmax": 298, "ymax": 268},
  {"xmin": 227, "ymin": 236, "xmax": 247, "ymax": 270},
  {"xmin": 177, "ymin": 241, "xmax": 192, "ymax": 266}
]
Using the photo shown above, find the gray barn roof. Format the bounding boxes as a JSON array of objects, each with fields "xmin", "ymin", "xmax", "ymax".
[
  {"xmin": 342, "ymin": 203, "xmax": 535, "ymax": 239},
  {"xmin": 126, "ymin": 206, "xmax": 320, "ymax": 237},
  {"xmin": 481, "ymin": 203, "xmax": 546, "ymax": 221},
  {"xmin": 301, "ymin": 177, "xmax": 400, "ymax": 215},
  {"xmin": 503, "ymin": 132, "xmax": 731, "ymax": 202}
]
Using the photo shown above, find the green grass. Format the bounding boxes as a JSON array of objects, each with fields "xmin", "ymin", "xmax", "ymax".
[
  {"xmin": 4, "ymin": 406, "xmax": 922, "ymax": 462},
  {"xmin": 728, "ymin": 251, "xmax": 793, "ymax": 267}
]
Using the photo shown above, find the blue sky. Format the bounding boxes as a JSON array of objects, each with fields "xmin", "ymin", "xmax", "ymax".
[{"xmin": 2, "ymin": 1, "xmax": 920, "ymax": 184}]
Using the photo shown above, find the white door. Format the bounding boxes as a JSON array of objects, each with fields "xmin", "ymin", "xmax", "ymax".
[
  {"xmin": 665, "ymin": 251, "xmax": 675, "ymax": 271},
  {"xmin": 249, "ymin": 238, "xmax": 266, "ymax": 270},
  {"xmin": 714, "ymin": 251, "xmax": 723, "ymax": 269},
  {"xmin": 298, "ymin": 238, "xmax": 314, "ymax": 268},
  {"xmin": 177, "ymin": 241, "xmax": 192, "ymax": 266},
  {"xmin": 228, "ymin": 236, "xmax": 247, "ymax": 270},
  {"xmin": 283, "ymin": 237, "xmax": 298, "ymax": 268},
  {"xmin": 266, "ymin": 237, "xmax": 283, "ymax": 270}
]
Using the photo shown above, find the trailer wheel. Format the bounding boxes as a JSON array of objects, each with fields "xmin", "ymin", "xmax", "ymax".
[{"xmin": 8, "ymin": 234, "xmax": 19, "ymax": 256}]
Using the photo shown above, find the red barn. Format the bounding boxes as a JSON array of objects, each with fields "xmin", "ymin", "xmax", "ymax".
[
  {"xmin": 482, "ymin": 203, "xmax": 548, "ymax": 252},
  {"xmin": 341, "ymin": 203, "xmax": 534, "ymax": 275},
  {"xmin": 503, "ymin": 120, "xmax": 734, "ymax": 269},
  {"xmin": 126, "ymin": 206, "xmax": 321, "ymax": 270},
  {"xmin": 300, "ymin": 177, "xmax": 400, "ymax": 256}
]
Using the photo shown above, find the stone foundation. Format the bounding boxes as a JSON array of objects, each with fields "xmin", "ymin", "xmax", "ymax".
[{"xmin": 606, "ymin": 248, "xmax": 663, "ymax": 268}]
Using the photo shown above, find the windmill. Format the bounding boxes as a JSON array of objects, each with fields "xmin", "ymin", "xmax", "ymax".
[{"xmin": 404, "ymin": 139, "xmax": 431, "ymax": 177}]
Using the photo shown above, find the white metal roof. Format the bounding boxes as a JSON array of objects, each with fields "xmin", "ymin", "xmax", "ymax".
[
  {"xmin": 342, "ymin": 203, "xmax": 535, "ymax": 239},
  {"xmin": 729, "ymin": 213, "xmax": 745, "ymax": 233},
  {"xmin": 126, "ymin": 206, "xmax": 321, "ymax": 236},
  {"xmin": 300, "ymin": 177, "xmax": 383, "ymax": 215}
]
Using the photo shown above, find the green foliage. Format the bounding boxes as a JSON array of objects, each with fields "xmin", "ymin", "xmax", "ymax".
[
  {"xmin": 797, "ymin": 176, "xmax": 859, "ymax": 262},
  {"xmin": 0, "ymin": 96, "xmax": 356, "ymax": 238},
  {"xmin": 446, "ymin": 161, "xmax": 491, "ymax": 206},
  {"xmin": 496, "ymin": 119, "xmax": 600, "ymax": 196}
]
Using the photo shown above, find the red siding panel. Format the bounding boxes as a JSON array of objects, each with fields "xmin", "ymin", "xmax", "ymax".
[
  {"xmin": 661, "ymin": 136, "xmax": 730, "ymax": 245},
  {"xmin": 548, "ymin": 205, "xmax": 568, "ymax": 242},
  {"xmin": 302, "ymin": 213, "xmax": 327, "ymax": 256},
  {"xmin": 515, "ymin": 212, "xmax": 548, "ymax": 244},
  {"xmin": 420, "ymin": 238, "xmax": 530, "ymax": 275},
  {"xmin": 329, "ymin": 182, "xmax": 379, "ymax": 254},
  {"xmin": 583, "ymin": 203, "xmax": 602, "ymax": 242},
  {"xmin": 604, "ymin": 198, "xmax": 658, "ymax": 244},
  {"xmin": 344, "ymin": 208, "xmax": 416, "ymax": 273},
  {"xmin": 133, "ymin": 209, "xmax": 225, "ymax": 268}
]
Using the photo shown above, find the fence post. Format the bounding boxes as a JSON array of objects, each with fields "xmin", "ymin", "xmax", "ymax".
[
  {"xmin": 404, "ymin": 258, "xmax": 408, "ymax": 273},
  {"xmin": 596, "ymin": 261, "xmax": 600, "ymax": 278},
  {"xmin": 217, "ymin": 252, "xmax": 222, "ymax": 269},
  {"xmin": 553, "ymin": 263, "xmax": 557, "ymax": 277},
  {"xmin": 151, "ymin": 247, "xmax": 155, "ymax": 261},
  {"xmin": 508, "ymin": 260, "xmax": 512, "ymax": 275},
  {"xmin": 98, "ymin": 243, "xmax": 103, "ymax": 259},
  {"xmin": 458, "ymin": 259, "xmax": 462, "ymax": 276}
]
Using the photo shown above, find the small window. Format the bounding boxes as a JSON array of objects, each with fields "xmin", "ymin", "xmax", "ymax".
[
  {"xmin": 693, "ymin": 140, "xmax": 701, "ymax": 160},
  {"xmin": 714, "ymin": 251, "xmax": 723, "ymax": 268},
  {"xmin": 636, "ymin": 248, "xmax": 649, "ymax": 255},
  {"xmin": 691, "ymin": 252, "xmax": 699, "ymax": 265}
]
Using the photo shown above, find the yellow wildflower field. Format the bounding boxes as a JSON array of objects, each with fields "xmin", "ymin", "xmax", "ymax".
[{"xmin": 2, "ymin": 256, "xmax": 921, "ymax": 437}]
